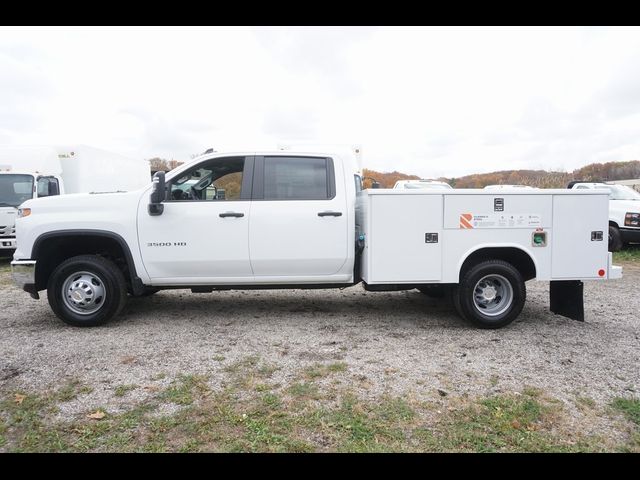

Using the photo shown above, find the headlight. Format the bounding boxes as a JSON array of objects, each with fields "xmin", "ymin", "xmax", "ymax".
[
  {"xmin": 17, "ymin": 208, "xmax": 31, "ymax": 218},
  {"xmin": 625, "ymin": 212, "xmax": 640, "ymax": 227}
]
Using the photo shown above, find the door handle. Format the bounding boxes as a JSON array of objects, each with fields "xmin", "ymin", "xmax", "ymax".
[
  {"xmin": 219, "ymin": 212, "xmax": 244, "ymax": 218},
  {"xmin": 317, "ymin": 211, "xmax": 342, "ymax": 217}
]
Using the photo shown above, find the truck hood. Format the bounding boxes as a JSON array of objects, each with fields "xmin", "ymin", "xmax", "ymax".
[
  {"xmin": 21, "ymin": 190, "xmax": 143, "ymax": 213},
  {"xmin": 611, "ymin": 199, "xmax": 640, "ymax": 213}
]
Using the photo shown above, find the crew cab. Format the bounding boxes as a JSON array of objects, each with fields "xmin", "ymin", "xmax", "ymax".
[{"xmin": 11, "ymin": 151, "xmax": 622, "ymax": 329}]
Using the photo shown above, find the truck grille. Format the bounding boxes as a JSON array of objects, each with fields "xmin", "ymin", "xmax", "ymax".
[{"xmin": 0, "ymin": 225, "xmax": 15, "ymax": 237}]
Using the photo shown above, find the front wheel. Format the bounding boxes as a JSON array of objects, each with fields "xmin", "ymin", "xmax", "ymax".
[
  {"xmin": 47, "ymin": 255, "xmax": 127, "ymax": 327},
  {"xmin": 452, "ymin": 260, "xmax": 526, "ymax": 329},
  {"xmin": 609, "ymin": 225, "xmax": 623, "ymax": 252}
]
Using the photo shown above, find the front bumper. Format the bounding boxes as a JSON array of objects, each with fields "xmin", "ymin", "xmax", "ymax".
[
  {"xmin": 0, "ymin": 237, "xmax": 16, "ymax": 249},
  {"xmin": 620, "ymin": 228, "xmax": 640, "ymax": 244},
  {"xmin": 11, "ymin": 260, "xmax": 36, "ymax": 289}
]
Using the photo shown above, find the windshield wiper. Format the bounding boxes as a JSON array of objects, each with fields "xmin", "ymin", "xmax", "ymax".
[{"xmin": 0, "ymin": 202, "xmax": 18, "ymax": 208}]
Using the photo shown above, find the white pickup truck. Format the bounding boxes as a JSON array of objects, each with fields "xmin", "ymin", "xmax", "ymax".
[
  {"xmin": 11, "ymin": 151, "xmax": 622, "ymax": 329},
  {"xmin": 568, "ymin": 181, "xmax": 640, "ymax": 251}
]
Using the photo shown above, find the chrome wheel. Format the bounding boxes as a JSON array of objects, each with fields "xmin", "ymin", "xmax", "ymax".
[
  {"xmin": 62, "ymin": 271, "xmax": 107, "ymax": 315},
  {"xmin": 472, "ymin": 274, "xmax": 513, "ymax": 317}
]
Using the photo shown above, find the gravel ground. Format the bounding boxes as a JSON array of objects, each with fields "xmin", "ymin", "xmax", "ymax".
[{"xmin": 0, "ymin": 259, "xmax": 638, "ymax": 428}]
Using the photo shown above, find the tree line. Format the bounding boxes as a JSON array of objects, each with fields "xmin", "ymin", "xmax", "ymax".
[
  {"xmin": 364, "ymin": 160, "xmax": 640, "ymax": 189},
  {"xmin": 148, "ymin": 157, "xmax": 640, "ymax": 190}
]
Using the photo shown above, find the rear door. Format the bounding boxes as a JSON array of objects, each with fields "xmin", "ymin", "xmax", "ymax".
[{"xmin": 248, "ymin": 155, "xmax": 349, "ymax": 277}]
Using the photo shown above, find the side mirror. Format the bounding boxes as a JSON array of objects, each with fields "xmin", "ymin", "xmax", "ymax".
[{"xmin": 149, "ymin": 171, "xmax": 166, "ymax": 216}]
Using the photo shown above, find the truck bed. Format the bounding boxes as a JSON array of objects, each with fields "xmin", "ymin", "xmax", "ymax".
[{"xmin": 358, "ymin": 188, "xmax": 613, "ymax": 284}]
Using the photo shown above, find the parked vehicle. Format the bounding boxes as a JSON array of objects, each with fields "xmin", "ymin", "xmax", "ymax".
[
  {"xmin": 483, "ymin": 185, "xmax": 537, "ymax": 190},
  {"xmin": 393, "ymin": 179, "xmax": 452, "ymax": 189},
  {"xmin": 0, "ymin": 145, "xmax": 150, "ymax": 252},
  {"xmin": 11, "ymin": 151, "xmax": 621, "ymax": 329},
  {"xmin": 568, "ymin": 181, "xmax": 640, "ymax": 251}
]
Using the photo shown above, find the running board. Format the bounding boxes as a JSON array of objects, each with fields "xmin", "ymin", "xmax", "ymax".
[{"xmin": 550, "ymin": 281, "xmax": 584, "ymax": 322}]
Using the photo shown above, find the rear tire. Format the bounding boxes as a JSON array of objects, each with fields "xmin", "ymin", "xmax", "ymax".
[
  {"xmin": 47, "ymin": 255, "xmax": 127, "ymax": 327},
  {"xmin": 609, "ymin": 225, "xmax": 623, "ymax": 252},
  {"xmin": 452, "ymin": 260, "xmax": 526, "ymax": 329}
]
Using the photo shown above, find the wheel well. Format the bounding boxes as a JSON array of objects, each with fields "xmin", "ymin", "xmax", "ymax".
[
  {"xmin": 32, "ymin": 232, "xmax": 137, "ymax": 292},
  {"xmin": 460, "ymin": 247, "xmax": 536, "ymax": 282},
  {"xmin": 609, "ymin": 221, "xmax": 619, "ymax": 229}
]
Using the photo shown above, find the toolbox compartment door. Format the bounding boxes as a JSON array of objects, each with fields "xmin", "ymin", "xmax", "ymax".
[
  {"xmin": 551, "ymin": 194, "xmax": 608, "ymax": 279},
  {"xmin": 367, "ymin": 194, "xmax": 442, "ymax": 282}
]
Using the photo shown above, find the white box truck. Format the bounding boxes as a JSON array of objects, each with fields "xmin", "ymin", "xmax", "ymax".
[
  {"xmin": 0, "ymin": 145, "xmax": 150, "ymax": 252},
  {"xmin": 11, "ymin": 150, "xmax": 622, "ymax": 329}
]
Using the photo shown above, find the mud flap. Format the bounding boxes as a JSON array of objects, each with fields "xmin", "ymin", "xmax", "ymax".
[{"xmin": 550, "ymin": 281, "xmax": 584, "ymax": 322}]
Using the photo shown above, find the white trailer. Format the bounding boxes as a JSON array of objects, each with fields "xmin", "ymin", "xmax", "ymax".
[
  {"xmin": 55, "ymin": 145, "xmax": 151, "ymax": 194},
  {"xmin": 0, "ymin": 145, "xmax": 150, "ymax": 251},
  {"xmin": 11, "ymin": 150, "xmax": 622, "ymax": 329}
]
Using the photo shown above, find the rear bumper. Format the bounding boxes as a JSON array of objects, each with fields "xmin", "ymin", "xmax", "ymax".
[
  {"xmin": 11, "ymin": 260, "xmax": 36, "ymax": 289},
  {"xmin": 0, "ymin": 237, "xmax": 16, "ymax": 249},
  {"xmin": 620, "ymin": 228, "xmax": 640, "ymax": 244},
  {"xmin": 608, "ymin": 253, "xmax": 623, "ymax": 279}
]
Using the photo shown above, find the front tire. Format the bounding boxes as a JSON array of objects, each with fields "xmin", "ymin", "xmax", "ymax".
[
  {"xmin": 452, "ymin": 260, "xmax": 526, "ymax": 329},
  {"xmin": 609, "ymin": 225, "xmax": 623, "ymax": 252},
  {"xmin": 47, "ymin": 255, "xmax": 127, "ymax": 327}
]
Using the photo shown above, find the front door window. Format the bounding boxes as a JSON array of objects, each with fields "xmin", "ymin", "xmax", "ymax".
[{"xmin": 169, "ymin": 157, "xmax": 245, "ymax": 202}]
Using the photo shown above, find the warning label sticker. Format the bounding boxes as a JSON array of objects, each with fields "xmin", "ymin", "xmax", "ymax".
[{"xmin": 460, "ymin": 213, "xmax": 541, "ymax": 229}]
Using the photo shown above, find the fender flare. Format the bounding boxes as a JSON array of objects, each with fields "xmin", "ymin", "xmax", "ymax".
[
  {"xmin": 456, "ymin": 243, "xmax": 539, "ymax": 282},
  {"xmin": 31, "ymin": 229, "xmax": 145, "ymax": 295}
]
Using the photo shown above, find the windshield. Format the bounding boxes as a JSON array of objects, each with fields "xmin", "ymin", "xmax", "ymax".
[
  {"xmin": 0, "ymin": 174, "xmax": 34, "ymax": 207},
  {"xmin": 606, "ymin": 185, "xmax": 640, "ymax": 200}
]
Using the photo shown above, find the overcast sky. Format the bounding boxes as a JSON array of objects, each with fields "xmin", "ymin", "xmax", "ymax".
[{"xmin": 1, "ymin": 26, "xmax": 639, "ymax": 178}]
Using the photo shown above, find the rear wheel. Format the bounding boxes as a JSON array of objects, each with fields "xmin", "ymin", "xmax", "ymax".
[
  {"xmin": 609, "ymin": 225, "xmax": 623, "ymax": 252},
  {"xmin": 47, "ymin": 255, "xmax": 127, "ymax": 327},
  {"xmin": 452, "ymin": 260, "xmax": 526, "ymax": 329}
]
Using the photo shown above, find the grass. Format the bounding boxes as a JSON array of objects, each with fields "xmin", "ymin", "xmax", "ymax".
[
  {"xmin": 160, "ymin": 375, "xmax": 209, "ymax": 406},
  {"xmin": 223, "ymin": 356, "xmax": 280, "ymax": 390},
  {"xmin": 611, "ymin": 397, "xmax": 640, "ymax": 426},
  {"xmin": 0, "ymin": 387, "xmax": 616, "ymax": 453},
  {"xmin": 0, "ymin": 259, "xmax": 12, "ymax": 287},
  {"xmin": 0, "ymin": 359, "xmax": 636, "ymax": 452},
  {"xmin": 114, "ymin": 385, "xmax": 138, "ymax": 398},
  {"xmin": 613, "ymin": 244, "xmax": 640, "ymax": 263},
  {"xmin": 302, "ymin": 362, "xmax": 348, "ymax": 380},
  {"xmin": 55, "ymin": 380, "xmax": 93, "ymax": 402},
  {"xmin": 288, "ymin": 382, "xmax": 320, "ymax": 399}
]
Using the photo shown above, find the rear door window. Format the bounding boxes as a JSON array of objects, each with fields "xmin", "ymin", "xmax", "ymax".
[{"xmin": 263, "ymin": 157, "xmax": 334, "ymax": 200}]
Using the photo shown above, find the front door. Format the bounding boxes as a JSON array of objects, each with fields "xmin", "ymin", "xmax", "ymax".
[{"xmin": 137, "ymin": 156, "xmax": 254, "ymax": 282}]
